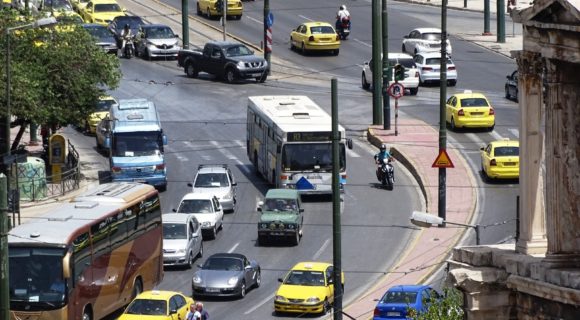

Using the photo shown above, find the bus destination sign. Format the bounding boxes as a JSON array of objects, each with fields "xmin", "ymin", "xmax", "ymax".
[{"xmin": 288, "ymin": 131, "xmax": 340, "ymax": 142}]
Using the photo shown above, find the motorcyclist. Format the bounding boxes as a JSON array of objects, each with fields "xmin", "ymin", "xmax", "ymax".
[
  {"xmin": 120, "ymin": 24, "xmax": 132, "ymax": 56},
  {"xmin": 336, "ymin": 5, "xmax": 351, "ymax": 32},
  {"xmin": 374, "ymin": 144, "xmax": 394, "ymax": 181}
]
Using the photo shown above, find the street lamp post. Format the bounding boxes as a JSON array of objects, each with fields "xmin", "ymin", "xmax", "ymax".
[{"xmin": 410, "ymin": 211, "xmax": 481, "ymax": 245}]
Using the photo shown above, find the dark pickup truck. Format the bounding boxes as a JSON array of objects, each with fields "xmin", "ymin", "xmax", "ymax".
[{"xmin": 177, "ymin": 41, "xmax": 269, "ymax": 83}]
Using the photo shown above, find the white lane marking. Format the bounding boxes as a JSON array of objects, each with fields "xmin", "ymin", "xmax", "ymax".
[
  {"xmin": 210, "ymin": 140, "xmax": 251, "ymax": 174},
  {"xmin": 313, "ymin": 239, "xmax": 330, "ymax": 260},
  {"xmin": 465, "ymin": 133, "xmax": 485, "ymax": 147},
  {"xmin": 508, "ymin": 128, "xmax": 519, "ymax": 138},
  {"xmin": 353, "ymin": 38, "xmax": 372, "ymax": 48},
  {"xmin": 228, "ymin": 243, "xmax": 239, "ymax": 253},
  {"xmin": 490, "ymin": 130, "xmax": 504, "ymax": 141},
  {"xmin": 244, "ymin": 293, "xmax": 276, "ymax": 315},
  {"xmin": 175, "ymin": 154, "xmax": 188, "ymax": 162},
  {"xmin": 245, "ymin": 15, "xmax": 262, "ymax": 25},
  {"xmin": 201, "ymin": 155, "xmax": 212, "ymax": 161},
  {"xmin": 346, "ymin": 148, "xmax": 361, "ymax": 158},
  {"xmin": 298, "ymin": 15, "xmax": 313, "ymax": 21}
]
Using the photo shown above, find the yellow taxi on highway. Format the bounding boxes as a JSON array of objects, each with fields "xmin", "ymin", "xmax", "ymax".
[
  {"xmin": 274, "ymin": 262, "xmax": 344, "ymax": 316},
  {"xmin": 290, "ymin": 22, "xmax": 340, "ymax": 56},
  {"xmin": 446, "ymin": 90, "xmax": 495, "ymax": 131},
  {"xmin": 480, "ymin": 139, "xmax": 519, "ymax": 180},
  {"xmin": 79, "ymin": 0, "xmax": 126, "ymax": 26},
  {"xmin": 196, "ymin": 0, "xmax": 243, "ymax": 20},
  {"xmin": 84, "ymin": 95, "xmax": 117, "ymax": 134},
  {"xmin": 118, "ymin": 290, "xmax": 194, "ymax": 320}
]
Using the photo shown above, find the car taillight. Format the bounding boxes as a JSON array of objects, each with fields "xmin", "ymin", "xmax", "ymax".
[
  {"xmin": 448, "ymin": 66, "xmax": 456, "ymax": 70},
  {"xmin": 155, "ymin": 164, "xmax": 165, "ymax": 170},
  {"xmin": 490, "ymin": 159, "xmax": 497, "ymax": 166},
  {"xmin": 112, "ymin": 166, "xmax": 122, "ymax": 172},
  {"xmin": 415, "ymin": 71, "xmax": 419, "ymax": 77},
  {"xmin": 309, "ymin": 35, "xmax": 314, "ymax": 42},
  {"xmin": 422, "ymin": 67, "xmax": 433, "ymax": 71},
  {"xmin": 374, "ymin": 307, "xmax": 380, "ymax": 316},
  {"xmin": 489, "ymin": 108, "xmax": 495, "ymax": 115},
  {"xmin": 457, "ymin": 109, "xmax": 465, "ymax": 116},
  {"xmin": 341, "ymin": 174, "xmax": 347, "ymax": 180},
  {"xmin": 280, "ymin": 175, "xmax": 289, "ymax": 180}
]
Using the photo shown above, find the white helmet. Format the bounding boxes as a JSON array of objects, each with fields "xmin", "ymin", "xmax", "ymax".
[{"xmin": 340, "ymin": 5, "xmax": 347, "ymax": 10}]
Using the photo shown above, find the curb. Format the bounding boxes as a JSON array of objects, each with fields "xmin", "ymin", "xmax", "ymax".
[{"xmin": 393, "ymin": 0, "xmax": 495, "ymax": 14}]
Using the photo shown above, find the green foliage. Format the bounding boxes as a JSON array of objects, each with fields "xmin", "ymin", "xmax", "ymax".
[
  {"xmin": 408, "ymin": 287, "xmax": 464, "ymax": 320},
  {"xmin": 0, "ymin": 9, "xmax": 120, "ymax": 132}
]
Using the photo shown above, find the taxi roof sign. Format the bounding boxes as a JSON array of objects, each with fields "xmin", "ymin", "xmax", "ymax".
[{"xmin": 432, "ymin": 149, "xmax": 455, "ymax": 168}]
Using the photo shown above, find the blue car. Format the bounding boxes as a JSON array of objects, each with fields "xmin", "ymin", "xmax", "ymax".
[{"xmin": 373, "ymin": 285, "xmax": 439, "ymax": 319}]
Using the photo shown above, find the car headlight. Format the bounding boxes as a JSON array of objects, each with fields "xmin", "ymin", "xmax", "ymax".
[
  {"xmin": 223, "ymin": 193, "xmax": 232, "ymax": 200},
  {"xmin": 259, "ymin": 223, "xmax": 268, "ymax": 229},
  {"xmin": 287, "ymin": 224, "xmax": 296, "ymax": 230},
  {"xmin": 306, "ymin": 297, "xmax": 321, "ymax": 303},
  {"xmin": 263, "ymin": 61, "xmax": 268, "ymax": 68},
  {"xmin": 177, "ymin": 248, "xmax": 185, "ymax": 253},
  {"xmin": 227, "ymin": 276, "xmax": 238, "ymax": 286},
  {"xmin": 237, "ymin": 61, "xmax": 245, "ymax": 68},
  {"xmin": 275, "ymin": 295, "xmax": 287, "ymax": 302},
  {"xmin": 193, "ymin": 275, "xmax": 202, "ymax": 284},
  {"xmin": 202, "ymin": 221, "xmax": 211, "ymax": 227}
]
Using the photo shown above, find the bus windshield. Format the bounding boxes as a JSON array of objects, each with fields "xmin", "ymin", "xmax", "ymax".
[
  {"xmin": 9, "ymin": 247, "xmax": 67, "ymax": 309},
  {"xmin": 282, "ymin": 143, "xmax": 346, "ymax": 172},
  {"xmin": 113, "ymin": 131, "xmax": 162, "ymax": 157}
]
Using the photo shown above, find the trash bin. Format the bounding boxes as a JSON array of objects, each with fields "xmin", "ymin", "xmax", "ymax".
[{"xmin": 11, "ymin": 157, "xmax": 47, "ymax": 201}]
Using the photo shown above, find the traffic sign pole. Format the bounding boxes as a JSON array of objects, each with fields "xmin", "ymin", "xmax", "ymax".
[
  {"xmin": 263, "ymin": 0, "xmax": 271, "ymax": 75},
  {"xmin": 395, "ymin": 97, "xmax": 399, "ymax": 136}
]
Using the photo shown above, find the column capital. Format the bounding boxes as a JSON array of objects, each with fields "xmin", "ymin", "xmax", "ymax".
[{"xmin": 515, "ymin": 51, "xmax": 544, "ymax": 79}]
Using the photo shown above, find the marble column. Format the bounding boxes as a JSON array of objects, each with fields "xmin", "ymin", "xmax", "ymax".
[{"xmin": 514, "ymin": 51, "xmax": 547, "ymax": 255}]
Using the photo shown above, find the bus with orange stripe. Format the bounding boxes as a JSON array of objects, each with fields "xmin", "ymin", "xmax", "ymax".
[{"xmin": 8, "ymin": 182, "xmax": 164, "ymax": 320}]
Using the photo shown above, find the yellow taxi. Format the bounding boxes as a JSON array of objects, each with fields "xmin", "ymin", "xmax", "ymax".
[
  {"xmin": 79, "ymin": 0, "xmax": 126, "ymax": 26},
  {"xmin": 84, "ymin": 95, "xmax": 117, "ymax": 134},
  {"xmin": 118, "ymin": 290, "xmax": 194, "ymax": 320},
  {"xmin": 480, "ymin": 139, "xmax": 519, "ymax": 180},
  {"xmin": 290, "ymin": 22, "xmax": 340, "ymax": 56},
  {"xmin": 274, "ymin": 262, "xmax": 344, "ymax": 316},
  {"xmin": 196, "ymin": 0, "xmax": 243, "ymax": 20},
  {"xmin": 446, "ymin": 90, "xmax": 495, "ymax": 131}
]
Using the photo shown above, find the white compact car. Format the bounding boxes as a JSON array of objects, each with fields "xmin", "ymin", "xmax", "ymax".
[
  {"xmin": 402, "ymin": 28, "xmax": 452, "ymax": 56},
  {"xmin": 174, "ymin": 193, "xmax": 224, "ymax": 240},
  {"xmin": 361, "ymin": 52, "xmax": 420, "ymax": 95},
  {"xmin": 413, "ymin": 51, "xmax": 458, "ymax": 86},
  {"xmin": 189, "ymin": 164, "xmax": 237, "ymax": 212},
  {"xmin": 162, "ymin": 213, "xmax": 203, "ymax": 268}
]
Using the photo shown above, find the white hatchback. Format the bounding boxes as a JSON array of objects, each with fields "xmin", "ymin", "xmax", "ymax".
[
  {"xmin": 189, "ymin": 164, "xmax": 237, "ymax": 212},
  {"xmin": 162, "ymin": 213, "xmax": 203, "ymax": 268},
  {"xmin": 361, "ymin": 53, "xmax": 420, "ymax": 95},
  {"xmin": 402, "ymin": 28, "xmax": 452, "ymax": 56},
  {"xmin": 174, "ymin": 193, "xmax": 224, "ymax": 240},
  {"xmin": 413, "ymin": 52, "xmax": 458, "ymax": 86}
]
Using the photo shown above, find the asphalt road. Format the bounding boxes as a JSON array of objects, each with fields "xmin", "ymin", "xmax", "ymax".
[{"xmin": 69, "ymin": 0, "xmax": 520, "ymax": 318}]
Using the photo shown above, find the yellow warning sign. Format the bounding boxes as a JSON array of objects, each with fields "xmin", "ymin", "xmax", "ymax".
[{"xmin": 432, "ymin": 149, "xmax": 455, "ymax": 168}]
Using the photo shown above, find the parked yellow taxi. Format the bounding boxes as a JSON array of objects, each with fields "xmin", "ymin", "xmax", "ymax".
[
  {"xmin": 117, "ymin": 290, "xmax": 194, "ymax": 320},
  {"xmin": 290, "ymin": 22, "xmax": 340, "ymax": 56},
  {"xmin": 79, "ymin": 0, "xmax": 125, "ymax": 26},
  {"xmin": 84, "ymin": 95, "xmax": 117, "ymax": 134},
  {"xmin": 274, "ymin": 262, "xmax": 344, "ymax": 316},
  {"xmin": 446, "ymin": 90, "xmax": 495, "ymax": 131},
  {"xmin": 480, "ymin": 139, "xmax": 519, "ymax": 180},
  {"xmin": 196, "ymin": 0, "xmax": 243, "ymax": 20}
]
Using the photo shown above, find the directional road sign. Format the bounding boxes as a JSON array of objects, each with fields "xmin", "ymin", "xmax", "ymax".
[{"xmin": 266, "ymin": 12, "xmax": 274, "ymax": 28}]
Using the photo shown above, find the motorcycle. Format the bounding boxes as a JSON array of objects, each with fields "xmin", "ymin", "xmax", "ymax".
[
  {"xmin": 122, "ymin": 35, "xmax": 135, "ymax": 59},
  {"xmin": 336, "ymin": 17, "xmax": 351, "ymax": 40},
  {"xmin": 375, "ymin": 157, "xmax": 395, "ymax": 189}
]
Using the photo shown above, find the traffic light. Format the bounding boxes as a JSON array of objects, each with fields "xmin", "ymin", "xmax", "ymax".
[{"xmin": 394, "ymin": 64, "xmax": 405, "ymax": 82}]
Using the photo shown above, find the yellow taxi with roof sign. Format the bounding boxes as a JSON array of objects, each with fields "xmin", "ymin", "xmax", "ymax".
[
  {"xmin": 290, "ymin": 22, "xmax": 341, "ymax": 56},
  {"xmin": 79, "ymin": 0, "xmax": 126, "ymax": 26},
  {"xmin": 118, "ymin": 290, "xmax": 194, "ymax": 320},
  {"xmin": 274, "ymin": 261, "xmax": 344, "ymax": 315},
  {"xmin": 480, "ymin": 139, "xmax": 519, "ymax": 180},
  {"xmin": 196, "ymin": 0, "xmax": 243, "ymax": 20},
  {"xmin": 83, "ymin": 95, "xmax": 117, "ymax": 134},
  {"xmin": 446, "ymin": 90, "xmax": 495, "ymax": 131}
]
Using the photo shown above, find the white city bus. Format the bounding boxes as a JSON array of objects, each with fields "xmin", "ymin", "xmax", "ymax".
[{"xmin": 247, "ymin": 95, "xmax": 352, "ymax": 194}]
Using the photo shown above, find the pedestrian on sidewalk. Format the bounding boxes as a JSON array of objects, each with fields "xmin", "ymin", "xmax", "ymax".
[
  {"xmin": 186, "ymin": 303, "xmax": 201, "ymax": 320},
  {"xmin": 196, "ymin": 302, "xmax": 209, "ymax": 320}
]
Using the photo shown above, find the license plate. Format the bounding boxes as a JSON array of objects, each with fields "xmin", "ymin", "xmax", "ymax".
[
  {"xmin": 320, "ymin": 38, "xmax": 331, "ymax": 41},
  {"xmin": 387, "ymin": 312, "xmax": 401, "ymax": 316},
  {"xmin": 206, "ymin": 288, "xmax": 220, "ymax": 293},
  {"xmin": 270, "ymin": 232, "xmax": 284, "ymax": 236},
  {"xmin": 307, "ymin": 175, "xmax": 322, "ymax": 180},
  {"xmin": 504, "ymin": 162, "xmax": 516, "ymax": 166},
  {"xmin": 471, "ymin": 112, "xmax": 484, "ymax": 116}
]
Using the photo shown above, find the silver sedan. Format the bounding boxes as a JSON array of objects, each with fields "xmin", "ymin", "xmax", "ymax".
[{"xmin": 191, "ymin": 253, "xmax": 261, "ymax": 299}]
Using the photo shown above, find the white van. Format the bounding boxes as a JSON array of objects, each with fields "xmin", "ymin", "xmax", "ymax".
[
  {"xmin": 162, "ymin": 213, "xmax": 203, "ymax": 268},
  {"xmin": 174, "ymin": 193, "xmax": 224, "ymax": 240}
]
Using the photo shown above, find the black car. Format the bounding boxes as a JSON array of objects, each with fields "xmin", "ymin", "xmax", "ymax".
[
  {"xmin": 505, "ymin": 70, "xmax": 518, "ymax": 102},
  {"xmin": 82, "ymin": 23, "xmax": 118, "ymax": 54},
  {"xmin": 108, "ymin": 15, "xmax": 145, "ymax": 48}
]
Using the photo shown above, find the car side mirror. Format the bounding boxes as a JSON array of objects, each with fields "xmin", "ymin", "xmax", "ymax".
[
  {"xmin": 170, "ymin": 308, "xmax": 177, "ymax": 314},
  {"xmin": 232, "ymin": 182, "xmax": 237, "ymax": 186},
  {"xmin": 506, "ymin": 75, "xmax": 511, "ymax": 79},
  {"xmin": 328, "ymin": 278, "xmax": 334, "ymax": 284},
  {"xmin": 175, "ymin": 34, "xmax": 179, "ymax": 38},
  {"xmin": 480, "ymin": 147, "xmax": 484, "ymax": 151},
  {"xmin": 299, "ymin": 208, "xmax": 304, "ymax": 213},
  {"xmin": 403, "ymin": 35, "xmax": 409, "ymax": 39},
  {"xmin": 187, "ymin": 182, "xmax": 193, "ymax": 187},
  {"xmin": 347, "ymin": 138, "xmax": 353, "ymax": 149},
  {"xmin": 172, "ymin": 208, "xmax": 177, "ymax": 212},
  {"xmin": 162, "ymin": 134, "xmax": 168, "ymax": 145},
  {"xmin": 278, "ymin": 278, "xmax": 283, "ymax": 283},
  {"xmin": 257, "ymin": 201, "xmax": 264, "ymax": 212}
]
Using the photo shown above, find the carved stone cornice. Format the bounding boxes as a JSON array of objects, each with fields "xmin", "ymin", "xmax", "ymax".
[{"xmin": 515, "ymin": 51, "xmax": 544, "ymax": 79}]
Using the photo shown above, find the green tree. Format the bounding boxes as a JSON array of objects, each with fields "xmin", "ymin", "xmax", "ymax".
[
  {"xmin": 0, "ymin": 9, "xmax": 120, "ymax": 150},
  {"xmin": 408, "ymin": 287, "xmax": 464, "ymax": 320}
]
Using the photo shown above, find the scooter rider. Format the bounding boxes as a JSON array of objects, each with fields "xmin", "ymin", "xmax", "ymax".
[
  {"xmin": 335, "ymin": 5, "xmax": 351, "ymax": 31},
  {"xmin": 374, "ymin": 144, "xmax": 394, "ymax": 181},
  {"xmin": 120, "ymin": 24, "xmax": 132, "ymax": 56}
]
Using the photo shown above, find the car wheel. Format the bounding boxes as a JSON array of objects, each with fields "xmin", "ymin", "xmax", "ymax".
[
  {"xmin": 95, "ymin": 136, "xmax": 101, "ymax": 152},
  {"xmin": 448, "ymin": 79, "xmax": 457, "ymax": 86},
  {"xmin": 361, "ymin": 72, "xmax": 370, "ymax": 90},
  {"xmin": 505, "ymin": 85, "xmax": 510, "ymax": 99},
  {"xmin": 239, "ymin": 281, "xmax": 246, "ymax": 298},
  {"xmin": 131, "ymin": 279, "xmax": 143, "ymax": 300},
  {"xmin": 146, "ymin": 49, "xmax": 152, "ymax": 61},
  {"xmin": 301, "ymin": 42, "xmax": 307, "ymax": 55},
  {"xmin": 225, "ymin": 68, "xmax": 236, "ymax": 83},
  {"xmin": 482, "ymin": 165, "xmax": 490, "ymax": 182},
  {"xmin": 515, "ymin": 90, "xmax": 519, "ymax": 102},
  {"xmin": 257, "ymin": 235, "xmax": 266, "ymax": 246},
  {"xmin": 210, "ymin": 226, "xmax": 217, "ymax": 239},
  {"xmin": 419, "ymin": 75, "xmax": 425, "ymax": 86},
  {"xmin": 197, "ymin": 242, "xmax": 204, "ymax": 258},
  {"xmin": 186, "ymin": 252, "xmax": 193, "ymax": 269},
  {"xmin": 321, "ymin": 299, "xmax": 331, "ymax": 315},
  {"xmin": 450, "ymin": 117, "xmax": 456, "ymax": 131},
  {"xmin": 402, "ymin": 43, "xmax": 406, "ymax": 53},
  {"xmin": 488, "ymin": 123, "xmax": 495, "ymax": 132},
  {"xmin": 290, "ymin": 231, "xmax": 300, "ymax": 246},
  {"xmin": 236, "ymin": 15, "xmax": 242, "ymax": 20},
  {"xmin": 82, "ymin": 307, "xmax": 92, "ymax": 320},
  {"xmin": 256, "ymin": 73, "xmax": 267, "ymax": 83},
  {"xmin": 206, "ymin": 7, "xmax": 212, "ymax": 18},
  {"xmin": 333, "ymin": 48, "xmax": 339, "ymax": 56},
  {"xmin": 185, "ymin": 62, "xmax": 198, "ymax": 78},
  {"xmin": 414, "ymin": 48, "xmax": 418, "ymax": 55},
  {"xmin": 289, "ymin": 37, "xmax": 295, "ymax": 51},
  {"xmin": 196, "ymin": 3, "xmax": 202, "ymax": 15},
  {"xmin": 254, "ymin": 270, "xmax": 261, "ymax": 288},
  {"xmin": 409, "ymin": 87, "xmax": 418, "ymax": 95}
]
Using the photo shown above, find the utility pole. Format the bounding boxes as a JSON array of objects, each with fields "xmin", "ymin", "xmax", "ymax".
[
  {"xmin": 483, "ymin": 0, "xmax": 491, "ymax": 35},
  {"xmin": 181, "ymin": 0, "xmax": 189, "ymax": 49},
  {"xmin": 330, "ymin": 78, "xmax": 343, "ymax": 320},
  {"xmin": 497, "ymin": 0, "xmax": 506, "ymax": 43},
  {"xmin": 371, "ymin": 0, "xmax": 382, "ymax": 125},
  {"xmin": 222, "ymin": 0, "xmax": 227, "ymax": 41},
  {"xmin": 381, "ymin": 0, "xmax": 390, "ymax": 130},
  {"xmin": 0, "ymin": 174, "xmax": 9, "ymax": 320},
  {"xmin": 438, "ymin": 0, "xmax": 448, "ymax": 225},
  {"xmin": 263, "ymin": 0, "xmax": 271, "ymax": 73}
]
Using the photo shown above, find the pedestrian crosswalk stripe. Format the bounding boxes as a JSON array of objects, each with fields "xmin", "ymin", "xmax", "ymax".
[{"xmin": 508, "ymin": 128, "xmax": 519, "ymax": 138}]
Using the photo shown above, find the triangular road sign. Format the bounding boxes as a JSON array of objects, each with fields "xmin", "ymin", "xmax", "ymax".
[{"xmin": 432, "ymin": 149, "xmax": 455, "ymax": 168}]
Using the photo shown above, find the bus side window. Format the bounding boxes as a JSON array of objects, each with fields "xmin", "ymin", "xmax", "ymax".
[
  {"xmin": 110, "ymin": 210, "xmax": 128, "ymax": 250},
  {"xmin": 91, "ymin": 219, "xmax": 111, "ymax": 261},
  {"xmin": 72, "ymin": 231, "xmax": 91, "ymax": 287}
]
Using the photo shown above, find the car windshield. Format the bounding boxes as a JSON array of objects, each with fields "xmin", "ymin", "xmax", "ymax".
[
  {"xmin": 202, "ymin": 257, "xmax": 243, "ymax": 271},
  {"xmin": 263, "ymin": 198, "xmax": 298, "ymax": 212},
  {"xmin": 125, "ymin": 299, "xmax": 167, "ymax": 315},
  {"xmin": 310, "ymin": 26, "xmax": 335, "ymax": 34},
  {"xmin": 85, "ymin": 26, "xmax": 111, "ymax": 38},
  {"xmin": 163, "ymin": 223, "xmax": 187, "ymax": 240},
  {"xmin": 113, "ymin": 131, "xmax": 162, "ymax": 157},
  {"xmin": 282, "ymin": 143, "xmax": 345, "ymax": 171},
  {"xmin": 145, "ymin": 27, "xmax": 174, "ymax": 39},
  {"xmin": 381, "ymin": 291, "xmax": 418, "ymax": 304},
  {"xmin": 94, "ymin": 3, "xmax": 122, "ymax": 12},
  {"xmin": 284, "ymin": 270, "xmax": 325, "ymax": 286},
  {"xmin": 95, "ymin": 98, "xmax": 115, "ymax": 112},
  {"xmin": 194, "ymin": 173, "xmax": 229, "ymax": 188},
  {"xmin": 421, "ymin": 32, "xmax": 441, "ymax": 40},
  {"xmin": 460, "ymin": 98, "xmax": 489, "ymax": 107},
  {"xmin": 225, "ymin": 45, "xmax": 252, "ymax": 57},
  {"xmin": 425, "ymin": 57, "xmax": 453, "ymax": 65},
  {"xmin": 115, "ymin": 17, "xmax": 143, "ymax": 30},
  {"xmin": 178, "ymin": 199, "xmax": 213, "ymax": 213},
  {"xmin": 494, "ymin": 146, "xmax": 519, "ymax": 156},
  {"xmin": 44, "ymin": 0, "xmax": 72, "ymax": 10}
]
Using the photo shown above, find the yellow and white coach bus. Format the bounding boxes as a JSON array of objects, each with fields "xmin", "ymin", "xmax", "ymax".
[
  {"xmin": 8, "ymin": 182, "xmax": 163, "ymax": 320},
  {"xmin": 247, "ymin": 95, "xmax": 352, "ymax": 194}
]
